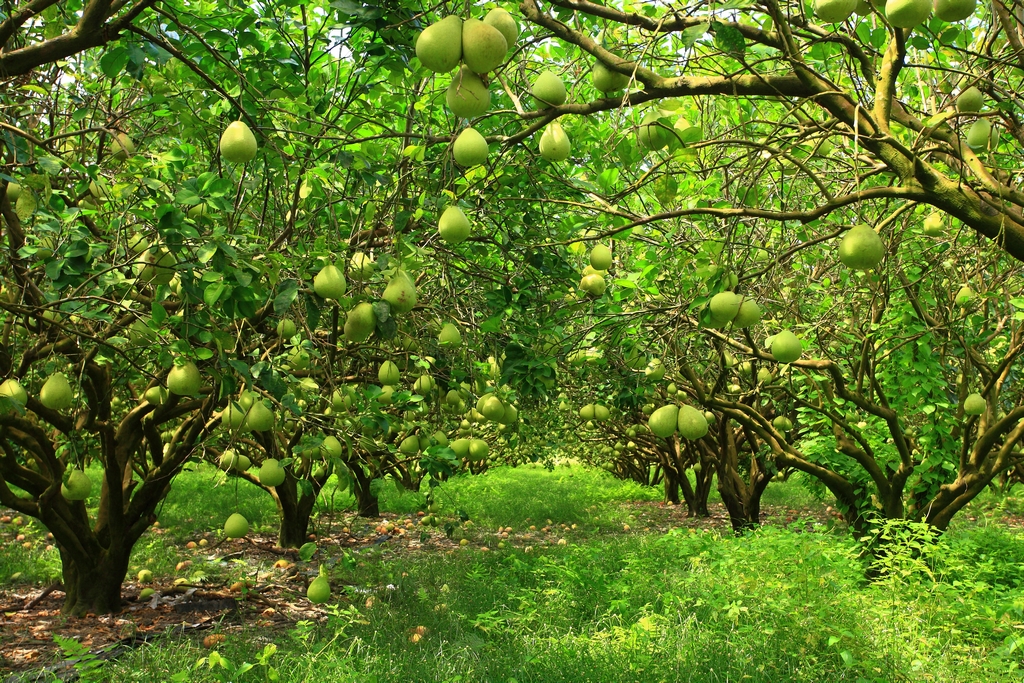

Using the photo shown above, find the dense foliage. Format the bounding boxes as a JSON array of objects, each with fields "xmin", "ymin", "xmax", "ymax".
[{"xmin": 4, "ymin": 0, "xmax": 1024, "ymax": 614}]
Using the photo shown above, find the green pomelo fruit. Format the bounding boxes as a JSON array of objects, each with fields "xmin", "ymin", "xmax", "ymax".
[
  {"xmin": 580, "ymin": 273, "xmax": 606, "ymax": 297},
  {"xmin": 219, "ymin": 450, "xmax": 251, "ymax": 471},
  {"xmin": 377, "ymin": 385, "xmax": 394, "ymax": 404},
  {"xmin": 138, "ymin": 569, "xmax": 153, "ymax": 583},
  {"xmin": 378, "ymin": 361, "xmax": 400, "ymax": 386},
  {"xmin": 439, "ymin": 323, "xmax": 462, "ymax": 347},
  {"xmin": 144, "ymin": 386, "xmax": 168, "ymax": 406},
  {"xmin": 167, "ymin": 361, "xmax": 201, "ymax": 395},
  {"xmin": 677, "ymin": 405, "xmax": 709, "ymax": 440},
  {"xmin": 532, "ymin": 70, "xmax": 567, "ymax": 108},
  {"xmin": 89, "ymin": 179, "xmax": 111, "ymax": 201},
  {"xmin": 321, "ymin": 435, "xmax": 343, "ymax": 458},
  {"xmin": 413, "ymin": 374, "xmax": 435, "ymax": 394},
  {"xmin": 244, "ymin": 401, "xmax": 275, "ymax": 432},
  {"xmin": 0, "ymin": 379, "xmax": 27, "ymax": 408},
  {"xmin": 383, "ymin": 270, "xmax": 417, "ymax": 313},
  {"xmin": 771, "ymin": 330, "xmax": 802, "ymax": 364},
  {"xmin": 539, "ymin": 121, "xmax": 570, "ymax": 161},
  {"xmin": 773, "ymin": 416, "xmax": 794, "ymax": 431},
  {"xmin": 497, "ymin": 403, "xmax": 518, "ymax": 425},
  {"xmin": 838, "ymin": 225, "xmax": 885, "ymax": 270},
  {"xmin": 288, "ymin": 349, "xmax": 310, "ymax": 371},
  {"xmin": 757, "ymin": 368, "xmax": 774, "ymax": 384},
  {"xmin": 934, "ymin": 0, "xmax": 975, "ymax": 22},
  {"xmin": 416, "ymin": 16, "xmax": 462, "ymax": 73},
  {"xmin": 963, "ymin": 392, "xmax": 986, "ymax": 415},
  {"xmin": 451, "ymin": 438, "xmax": 471, "ymax": 458},
  {"xmin": 590, "ymin": 244, "xmax": 612, "ymax": 271},
  {"xmin": 187, "ymin": 203, "xmax": 209, "ymax": 220},
  {"xmin": 137, "ymin": 248, "xmax": 176, "ymax": 285},
  {"xmin": 446, "ymin": 67, "xmax": 490, "ymax": 119},
  {"xmin": 645, "ymin": 359, "xmax": 665, "ymax": 380},
  {"xmin": 39, "ymin": 372, "xmax": 73, "ymax": 410},
  {"xmin": 259, "ymin": 459, "xmax": 286, "ymax": 487},
  {"xmin": 221, "ymin": 402, "xmax": 246, "ymax": 430},
  {"xmin": 579, "ymin": 404, "xmax": 595, "ymax": 420},
  {"xmin": 110, "ymin": 133, "xmax": 135, "ymax": 161},
  {"xmin": 814, "ymin": 0, "xmax": 858, "ymax": 22},
  {"xmin": 139, "ymin": 587, "xmax": 155, "ymax": 600},
  {"xmin": 649, "ymin": 404, "xmax": 679, "ymax": 438},
  {"xmin": 62, "ymin": 470, "xmax": 92, "ymax": 501},
  {"xmin": 307, "ymin": 575, "xmax": 331, "ymax": 604},
  {"xmin": 954, "ymin": 284, "xmax": 975, "ymax": 306},
  {"xmin": 709, "ymin": 291, "xmax": 742, "ymax": 324},
  {"xmin": 854, "ymin": 0, "xmax": 873, "ymax": 13},
  {"xmin": 6, "ymin": 182, "xmax": 22, "ymax": 203},
  {"xmin": 885, "ymin": 0, "xmax": 932, "ymax": 27},
  {"xmin": 469, "ymin": 438, "xmax": 489, "ymax": 460},
  {"xmin": 480, "ymin": 394, "xmax": 506, "ymax": 422},
  {"xmin": 594, "ymin": 404, "xmax": 610, "ymax": 422},
  {"xmin": 224, "ymin": 513, "xmax": 249, "ymax": 539},
  {"xmin": 956, "ymin": 86, "xmax": 983, "ymax": 113},
  {"xmin": 277, "ymin": 318, "xmax": 297, "ymax": 338},
  {"xmin": 349, "ymin": 251, "xmax": 375, "ymax": 279},
  {"xmin": 484, "ymin": 8, "xmax": 518, "ymax": 49},
  {"xmin": 439, "ymin": 206, "xmax": 471, "ymax": 244},
  {"xmin": 593, "ymin": 61, "xmax": 629, "ymax": 92},
  {"xmin": 733, "ymin": 299, "xmax": 761, "ymax": 328},
  {"xmin": 313, "ymin": 264, "xmax": 347, "ymax": 300},
  {"xmin": 453, "ymin": 128, "xmax": 488, "ymax": 167},
  {"xmin": 638, "ymin": 113, "xmax": 667, "ymax": 150},
  {"xmin": 400, "ymin": 435, "xmax": 421, "ymax": 454},
  {"xmin": 966, "ymin": 119, "xmax": 991, "ymax": 150},
  {"xmin": 125, "ymin": 233, "xmax": 148, "ymax": 258},
  {"xmin": 219, "ymin": 121, "xmax": 257, "ymax": 164},
  {"xmin": 344, "ymin": 303, "xmax": 377, "ymax": 343},
  {"xmin": 462, "ymin": 18, "xmax": 507, "ymax": 75},
  {"xmin": 922, "ymin": 212, "xmax": 945, "ymax": 236},
  {"xmin": 433, "ymin": 431, "xmax": 449, "ymax": 447}
]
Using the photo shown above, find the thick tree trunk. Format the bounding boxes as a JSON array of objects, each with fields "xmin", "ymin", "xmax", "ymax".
[
  {"xmin": 58, "ymin": 546, "xmax": 130, "ymax": 616},
  {"xmin": 349, "ymin": 466, "xmax": 380, "ymax": 518},
  {"xmin": 277, "ymin": 493, "xmax": 316, "ymax": 548}
]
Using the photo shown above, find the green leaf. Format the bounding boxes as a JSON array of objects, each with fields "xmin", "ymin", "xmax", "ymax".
[
  {"xmin": 274, "ymin": 280, "xmax": 300, "ymax": 315},
  {"xmin": 298, "ymin": 542, "xmax": 317, "ymax": 561},
  {"xmin": 304, "ymin": 294, "xmax": 321, "ymax": 330},
  {"xmin": 204, "ymin": 282, "xmax": 227, "ymax": 306},
  {"xmin": 711, "ymin": 22, "xmax": 745, "ymax": 58},
  {"xmin": 151, "ymin": 303, "xmax": 167, "ymax": 326},
  {"xmin": 681, "ymin": 23, "xmax": 709, "ymax": 48},
  {"xmin": 371, "ymin": 300, "xmax": 391, "ymax": 323},
  {"xmin": 100, "ymin": 47, "xmax": 130, "ymax": 79}
]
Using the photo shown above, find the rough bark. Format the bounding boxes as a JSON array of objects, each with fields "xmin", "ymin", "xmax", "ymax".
[
  {"xmin": 58, "ymin": 545, "xmax": 130, "ymax": 616},
  {"xmin": 349, "ymin": 466, "xmax": 379, "ymax": 518}
]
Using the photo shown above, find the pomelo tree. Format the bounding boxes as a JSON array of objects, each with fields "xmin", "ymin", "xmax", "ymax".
[{"xmin": 6, "ymin": 0, "xmax": 1024, "ymax": 614}]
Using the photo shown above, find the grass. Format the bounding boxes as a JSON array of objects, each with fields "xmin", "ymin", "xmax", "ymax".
[
  {"xmin": 99, "ymin": 522, "xmax": 1024, "ymax": 682},
  {"xmin": 5, "ymin": 465, "xmax": 1024, "ymax": 682}
]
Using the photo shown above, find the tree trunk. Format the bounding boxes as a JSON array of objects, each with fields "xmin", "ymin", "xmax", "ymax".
[
  {"xmin": 693, "ymin": 466, "xmax": 713, "ymax": 517},
  {"xmin": 58, "ymin": 546, "xmax": 130, "ymax": 616},
  {"xmin": 277, "ymin": 493, "xmax": 316, "ymax": 548},
  {"xmin": 663, "ymin": 468, "xmax": 680, "ymax": 505},
  {"xmin": 349, "ymin": 466, "xmax": 380, "ymax": 518}
]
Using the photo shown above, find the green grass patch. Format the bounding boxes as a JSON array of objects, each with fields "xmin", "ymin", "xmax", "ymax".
[{"xmin": 98, "ymin": 521, "xmax": 1024, "ymax": 682}]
